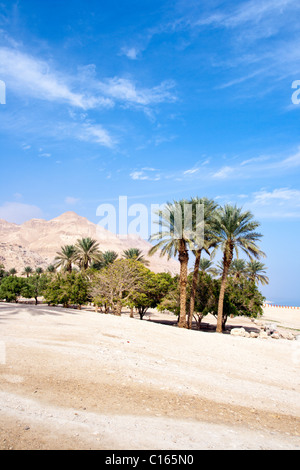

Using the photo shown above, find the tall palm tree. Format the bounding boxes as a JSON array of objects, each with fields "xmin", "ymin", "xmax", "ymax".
[
  {"xmin": 9, "ymin": 268, "xmax": 17, "ymax": 277},
  {"xmin": 247, "ymin": 260, "xmax": 269, "ymax": 286},
  {"xmin": 35, "ymin": 267, "xmax": 44, "ymax": 276},
  {"xmin": 211, "ymin": 205, "xmax": 265, "ymax": 333},
  {"xmin": 54, "ymin": 245, "xmax": 76, "ymax": 273},
  {"xmin": 229, "ymin": 259, "xmax": 248, "ymax": 279},
  {"xmin": 23, "ymin": 266, "xmax": 33, "ymax": 278},
  {"xmin": 74, "ymin": 237, "xmax": 103, "ymax": 271},
  {"xmin": 123, "ymin": 248, "xmax": 149, "ymax": 266},
  {"xmin": 188, "ymin": 197, "xmax": 219, "ymax": 329},
  {"xmin": 149, "ymin": 199, "xmax": 193, "ymax": 328}
]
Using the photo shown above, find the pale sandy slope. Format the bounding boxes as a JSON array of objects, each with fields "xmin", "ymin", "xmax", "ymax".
[{"xmin": 0, "ymin": 303, "xmax": 299, "ymax": 450}]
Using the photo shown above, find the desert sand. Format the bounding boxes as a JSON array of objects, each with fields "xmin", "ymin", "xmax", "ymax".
[{"xmin": 0, "ymin": 302, "xmax": 299, "ymax": 450}]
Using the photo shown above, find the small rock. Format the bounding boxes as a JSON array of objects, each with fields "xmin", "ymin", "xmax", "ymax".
[
  {"xmin": 250, "ymin": 331, "xmax": 259, "ymax": 338},
  {"xmin": 271, "ymin": 333, "xmax": 280, "ymax": 340},
  {"xmin": 259, "ymin": 331, "xmax": 269, "ymax": 340}
]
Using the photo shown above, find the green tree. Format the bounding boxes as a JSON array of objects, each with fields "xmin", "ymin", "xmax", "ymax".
[
  {"xmin": 91, "ymin": 259, "xmax": 147, "ymax": 316},
  {"xmin": 188, "ymin": 197, "xmax": 219, "ymax": 328},
  {"xmin": 43, "ymin": 272, "xmax": 89, "ymax": 308},
  {"xmin": 247, "ymin": 261, "xmax": 269, "ymax": 286},
  {"xmin": 47, "ymin": 264, "xmax": 56, "ymax": 273},
  {"xmin": 0, "ymin": 276, "xmax": 26, "ymax": 303},
  {"xmin": 211, "ymin": 205, "xmax": 265, "ymax": 333},
  {"xmin": 91, "ymin": 250, "xmax": 118, "ymax": 270},
  {"xmin": 229, "ymin": 259, "xmax": 248, "ymax": 280},
  {"xmin": 130, "ymin": 271, "xmax": 174, "ymax": 320},
  {"xmin": 74, "ymin": 238, "xmax": 103, "ymax": 271},
  {"xmin": 23, "ymin": 266, "xmax": 33, "ymax": 278},
  {"xmin": 54, "ymin": 245, "xmax": 76, "ymax": 273},
  {"xmin": 9, "ymin": 268, "xmax": 17, "ymax": 277},
  {"xmin": 123, "ymin": 248, "xmax": 149, "ymax": 266},
  {"xmin": 21, "ymin": 274, "xmax": 48, "ymax": 305},
  {"xmin": 199, "ymin": 258, "xmax": 218, "ymax": 276},
  {"xmin": 149, "ymin": 200, "xmax": 193, "ymax": 328}
]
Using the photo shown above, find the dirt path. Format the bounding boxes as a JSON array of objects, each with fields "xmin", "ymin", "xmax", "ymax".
[{"xmin": 0, "ymin": 303, "xmax": 299, "ymax": 450}]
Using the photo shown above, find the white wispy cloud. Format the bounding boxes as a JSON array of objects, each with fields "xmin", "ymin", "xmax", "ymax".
[
  {"xmin": 78, "ymin": 123, "xmax": 117, "ymax": 149},
  {"xmin": 97, "ymin": 77, "xmax": 177, "ymax": 107},
  {"xmin": 0, "ymin": 47, "xmax": 109, "ymax": 110},
  {"xmin": 65, "ymin": 196, "xmax": 80, "ymax": 205},
  {"xmin": 0, "ymin": 42, "xmax": 177, "ymax": 116},
  {"xmin": 247, "ymin": 187, "xmax": 300, "ymax": 218},
  {"xmin": 212, "ymin": 166, "xmax": 235, "ymax": 179},
  {"xmin": 130, "ymin": 169, "xmax": 161, "ymax": 181},
  {"xmin": 121, "ymin": 47, "xmax": 140, "ymax": 60}
]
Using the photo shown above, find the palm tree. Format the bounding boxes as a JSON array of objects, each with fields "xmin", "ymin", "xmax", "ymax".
[
  {"xmin": 188, "ymin": 197, "xmax": 219, "ymax": 329},
  {"xmin": 123, "ymin": 248, "xmax": 149, "ymax": 266},
  {"xmin": 199, "ymin": 258, "xmax": 218, "ymax": 276},
  {"xmin": 47, "ymin": 264, "xmax": 56, "ymax": 273},
  {"xmin": 149, "ymin": 199, "xmax": 193, "ymax": 328},
  {"xmin": 92, "ymin": 250, "xmax": 118, "ymax": 270},
  {"xmin": 23, "ymin": 266, "xmax": 33, "ymax": 278},
  {"xmin": 74, "ymin": 237, "xmax": 103, "ymax": 271},
  {"xmin": 211, "ymin": 205, "xmax": 265, "ymax": 333},
  {"xmin": 229, "ymin": 259, "xmax": 248, "ymax": 279},
  {"xmin": 9, "ymin": 268, "xmax": 17, "ymax": 276},
  {"xmin": 247, "ymin": 260, "xmax": 269, "ymax": 286},
  {"xmin": 54, "ymin": 245, "xmax": 76, "ymax": 273},
  {"xmin": 35, "ymin": 267, "xmax": 44, "ymax": 276}
]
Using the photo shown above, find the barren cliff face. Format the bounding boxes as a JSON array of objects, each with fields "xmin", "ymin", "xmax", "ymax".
[{"xmin": 0, "ymin": 212, "xmax": 179, "ymax": 275}]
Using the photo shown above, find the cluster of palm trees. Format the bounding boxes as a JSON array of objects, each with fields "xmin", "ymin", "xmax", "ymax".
[
  {"xmin": 54, "ymin": 238, "xmax": 149, "ymax": 273},
  {"xmin": 149, "ymin": 198, "xmax": 267, "ymax": 333}
]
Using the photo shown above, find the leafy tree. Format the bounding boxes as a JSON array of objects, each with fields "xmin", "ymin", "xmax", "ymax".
[
  {"xmin": 149, "ymin": 200, "xmax": 194, "ymax": 328},
  {"xmin": 54, "ymin": 245, "xmax": 76, "ymax": 273},
  {"xmin": 0, "ymin": 276, "xmax": 26, "ymax": 303},
  {"xmin": 193, "ymin": 272, "xmax": 220, "ymax": 329},
  {"xmin": 211, "ymin": 205, "xmax": 265, "ymax": 333},
  {"xmin": 0, "ymin": 264, "xmax": 8, "ymax": 282},
  {"xmin": 91, "ymin": 259, "xmax": 148, "ymax": 316},
  {"xmin": 21, "ymin": 274, "xmax": 48, "ymax": 305},
  {"xmin": 43, "ymin": 272, "xmax": 90, "ymax": 308},
  {"xmin": 130, "ymin": 271, "xmax": 174, "ymax": 320},
  {"xmin": 222, "ymin": 278, "xmax": 265, "ymax": 327},
  {"xmin": 188, "ymin": 197, "xmax": 219, "ymax": 328}
]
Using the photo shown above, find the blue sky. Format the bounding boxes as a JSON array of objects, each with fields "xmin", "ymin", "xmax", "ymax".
[{"xmin": 0, "ymin": 0, "xmax": 300, "ymax": 304}]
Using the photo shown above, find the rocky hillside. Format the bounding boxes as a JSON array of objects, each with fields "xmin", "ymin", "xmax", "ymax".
[{"xmin": 0, "ymin": 212, "xmax": 180, "ymax": 275}]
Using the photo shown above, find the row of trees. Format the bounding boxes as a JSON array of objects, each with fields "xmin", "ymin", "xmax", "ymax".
[
  {"xmin": 148, "ymin": 199, "xmax": 267, "ymax": 333},
  {"xmin": 0, "ymin": 259, "xmax": 264, "ymax": 329},
  {"xmin": 0, "ymin": 199, "xmax": 268, "ymax": 333}
]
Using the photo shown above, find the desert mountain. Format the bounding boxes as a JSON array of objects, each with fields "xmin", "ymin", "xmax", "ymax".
[{"xmin": 0, "ymin": 212, "xmax": 180, "ymax": 275}]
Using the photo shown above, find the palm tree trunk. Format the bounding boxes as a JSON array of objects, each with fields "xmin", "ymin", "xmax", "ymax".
[
  {"xmin": 178, "ymin": 241, "xmax": 189, "ymax": 329},
  {"xmin": 216, "ymin": 248, "xmax": 233, "ymax": 333},
  {"xmin": 188, "ymin": 249, "xmax": 202, "ymax": 329}
]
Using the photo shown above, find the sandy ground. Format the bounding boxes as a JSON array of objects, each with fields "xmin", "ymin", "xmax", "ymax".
[{"xmin": 0, "ymin": 302, "xmax": 299, "ymax": 450}]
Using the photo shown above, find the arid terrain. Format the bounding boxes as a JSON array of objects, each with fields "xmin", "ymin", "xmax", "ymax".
[
  {"xmin": 0, "ymin": 212, "xmax": 179, "ymax": 275},
  {"xmin": 0, "ymin": 303, "xmax": 299, "ymax": 450}
]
